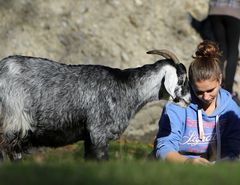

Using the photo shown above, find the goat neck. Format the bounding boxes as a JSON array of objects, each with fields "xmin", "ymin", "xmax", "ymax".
[{"xmin": 126, "ymin": 60, "xmax": 177, "ymax": 108}]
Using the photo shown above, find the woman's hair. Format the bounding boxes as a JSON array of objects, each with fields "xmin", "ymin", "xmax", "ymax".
[{"xmin": 189, "ymin": 40, "xmax": 222, "ymax": 84}]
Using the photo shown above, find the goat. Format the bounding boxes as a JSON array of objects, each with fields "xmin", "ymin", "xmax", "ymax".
[{"xmin": 0, "ymin": 50, "xmax": 190, "ymax": 161}]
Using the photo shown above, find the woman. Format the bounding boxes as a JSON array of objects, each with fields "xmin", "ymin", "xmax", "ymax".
[{"xmin": 154, "ymin": 40, "xmax": 240, "ymax": 165}]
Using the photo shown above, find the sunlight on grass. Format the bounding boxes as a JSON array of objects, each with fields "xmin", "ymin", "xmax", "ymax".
[{"xmin": 22, "ymin": 140, "xmax": 153, "ymax": 164}]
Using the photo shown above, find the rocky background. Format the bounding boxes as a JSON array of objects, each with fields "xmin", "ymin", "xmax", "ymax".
[{"xmin": 0, "ymin": 0, "xmax": 239, "ymax": 144}]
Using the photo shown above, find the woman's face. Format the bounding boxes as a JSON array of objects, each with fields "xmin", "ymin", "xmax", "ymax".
[{"xmin": 191, "ymin": 78, "xmax": 221, "ymax": 107}]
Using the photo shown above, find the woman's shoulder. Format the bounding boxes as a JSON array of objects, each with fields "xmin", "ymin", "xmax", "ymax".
[
  {"xmin": 219, "ymin": 88, "xmax": 236, "ymax": 105},
  {"xmin": 218, "ymin": 88, "xmax": 240, "ymax": 112},
  {"xmin": 163, "ymin": 103, "xmax": 188, "ymax": 124},
  {"xmin": 164, "ymin": 102, "xmax": 187, "ymax": 113}
]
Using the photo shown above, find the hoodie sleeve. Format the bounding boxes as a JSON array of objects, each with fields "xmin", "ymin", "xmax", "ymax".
[
  {"xmin": 221, "ymin": 101, "xmax": 240, "ymax": 160},
  {"xmin": 155, "ymin": 103, "xmax": 186, "ymax": 159}
]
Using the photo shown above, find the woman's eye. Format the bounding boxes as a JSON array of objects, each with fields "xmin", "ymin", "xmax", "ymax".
[
  {"xmin": 196, "ymin": 89, "xmax": 214, "ymax": 95},
  {"xmin": 196, "ymin": 91, "xmax": 203, "ymax": 95},
  {"xmin": 207, "ymin": 89, "xmax": 214, "ymax": 93}
]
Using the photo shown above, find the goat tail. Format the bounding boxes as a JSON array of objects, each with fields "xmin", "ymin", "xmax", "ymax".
[{"xmin": 146, "ymin": 49, "xmax": 180, "ymax": 64}]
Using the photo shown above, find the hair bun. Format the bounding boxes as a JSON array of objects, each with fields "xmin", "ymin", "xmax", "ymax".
[{"xmin": 194, "ymin": 40, "xmax": 222, "ymax": 59}]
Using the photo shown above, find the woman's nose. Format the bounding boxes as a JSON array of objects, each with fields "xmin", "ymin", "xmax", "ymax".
[{"xmin": 202, "ymin": 92, "xmax": 211, "ymax": 100}]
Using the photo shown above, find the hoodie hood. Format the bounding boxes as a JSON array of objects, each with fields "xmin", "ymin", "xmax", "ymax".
[{"xmin": 189, "ymin": 88, "xmax": 232, "ymax": 117}]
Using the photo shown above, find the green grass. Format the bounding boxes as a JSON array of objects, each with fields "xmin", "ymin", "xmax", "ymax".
[
  {"xmin": 0, "ymin": 141, "xmax": 240, "ymax": 185},
  {"xmin": 24, "ymin": 140, "xmax": 152, "ymax": 164}
]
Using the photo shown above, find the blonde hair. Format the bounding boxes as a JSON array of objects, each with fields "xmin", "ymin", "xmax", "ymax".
[{"xmin": 189, "ymin": 40, "xmax": 222, "ymax": 84}]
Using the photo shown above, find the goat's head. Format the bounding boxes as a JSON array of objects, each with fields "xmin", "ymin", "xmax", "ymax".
[{"xmin": 147, "ymin": 49, "xmax": 191, "ymax": 106}]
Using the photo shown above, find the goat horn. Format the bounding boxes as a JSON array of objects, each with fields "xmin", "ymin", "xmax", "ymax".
[{"xmin": 146, "ymin": 49, "xmax": 180, "ymax": 64}]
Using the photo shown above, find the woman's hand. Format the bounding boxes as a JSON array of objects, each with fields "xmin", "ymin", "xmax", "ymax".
[
  {"xmin": 165, "ymin": 152, "xmax": 213, "ymax": 166},
  {"xmin": 185, "ymin": 157, "xmax": 212, "ymax": 166}
]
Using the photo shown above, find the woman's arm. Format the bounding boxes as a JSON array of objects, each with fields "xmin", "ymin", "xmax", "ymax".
[
  {"xmin": 155, "ymin": 103, "xmax": 184, "ymax": 159},
  {"xmin": 221, "ymin": 105, "xmax": 240, "ymax": 159}
]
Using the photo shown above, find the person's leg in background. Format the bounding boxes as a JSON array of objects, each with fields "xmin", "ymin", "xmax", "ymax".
[
  {"xmin": 224, "ymin": 16, "xmax": 240, "ymax": 93},
  {"xmin": 209, "ymin": 15, "xmax": 227, "ymax": 74}
]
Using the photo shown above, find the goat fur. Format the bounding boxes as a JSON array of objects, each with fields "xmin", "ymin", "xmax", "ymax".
[{"xmin": 0, "ymin": 50, "xmax": 190, "ymax": 161}]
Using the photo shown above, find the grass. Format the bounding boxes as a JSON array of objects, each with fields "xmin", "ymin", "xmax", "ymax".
[
  {"xmin": 25, "ymin": 140, "xmax": 153, "ymax": 164},
  {"xmin": 0, "ymin": 141, "xmax": 240, "ymax": 185}
]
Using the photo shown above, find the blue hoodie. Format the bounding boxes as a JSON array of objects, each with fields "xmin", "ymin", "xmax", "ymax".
[{"xmin": 155, "ymin": 88, "xmax": 240, "ymax": 161}]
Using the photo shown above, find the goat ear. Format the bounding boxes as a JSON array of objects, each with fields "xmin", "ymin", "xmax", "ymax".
[
  {"xmin": 159, "ymin": 78, "xmax": 170, "ymax": 99},
  {"xmin": 164, "ymin": 72, "xmax": 178, "ymax": 99}
]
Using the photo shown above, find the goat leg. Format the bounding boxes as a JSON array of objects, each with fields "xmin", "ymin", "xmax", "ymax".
[
  {"xmin": 84, "ymin": 132, "xmax": 109, "ymax": 160},
  {"xmin": 7, "ymin": 151, "xmax": 22, "ymax": 162},
  {"xmin": 0, "ymin": 151, "xmax": 4, "ymax": 162}
]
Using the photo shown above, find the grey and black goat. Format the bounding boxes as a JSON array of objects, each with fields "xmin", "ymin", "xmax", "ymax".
[{"xmin": 0, "ymin": 50, "xmax": 190, "ymax": 161}]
